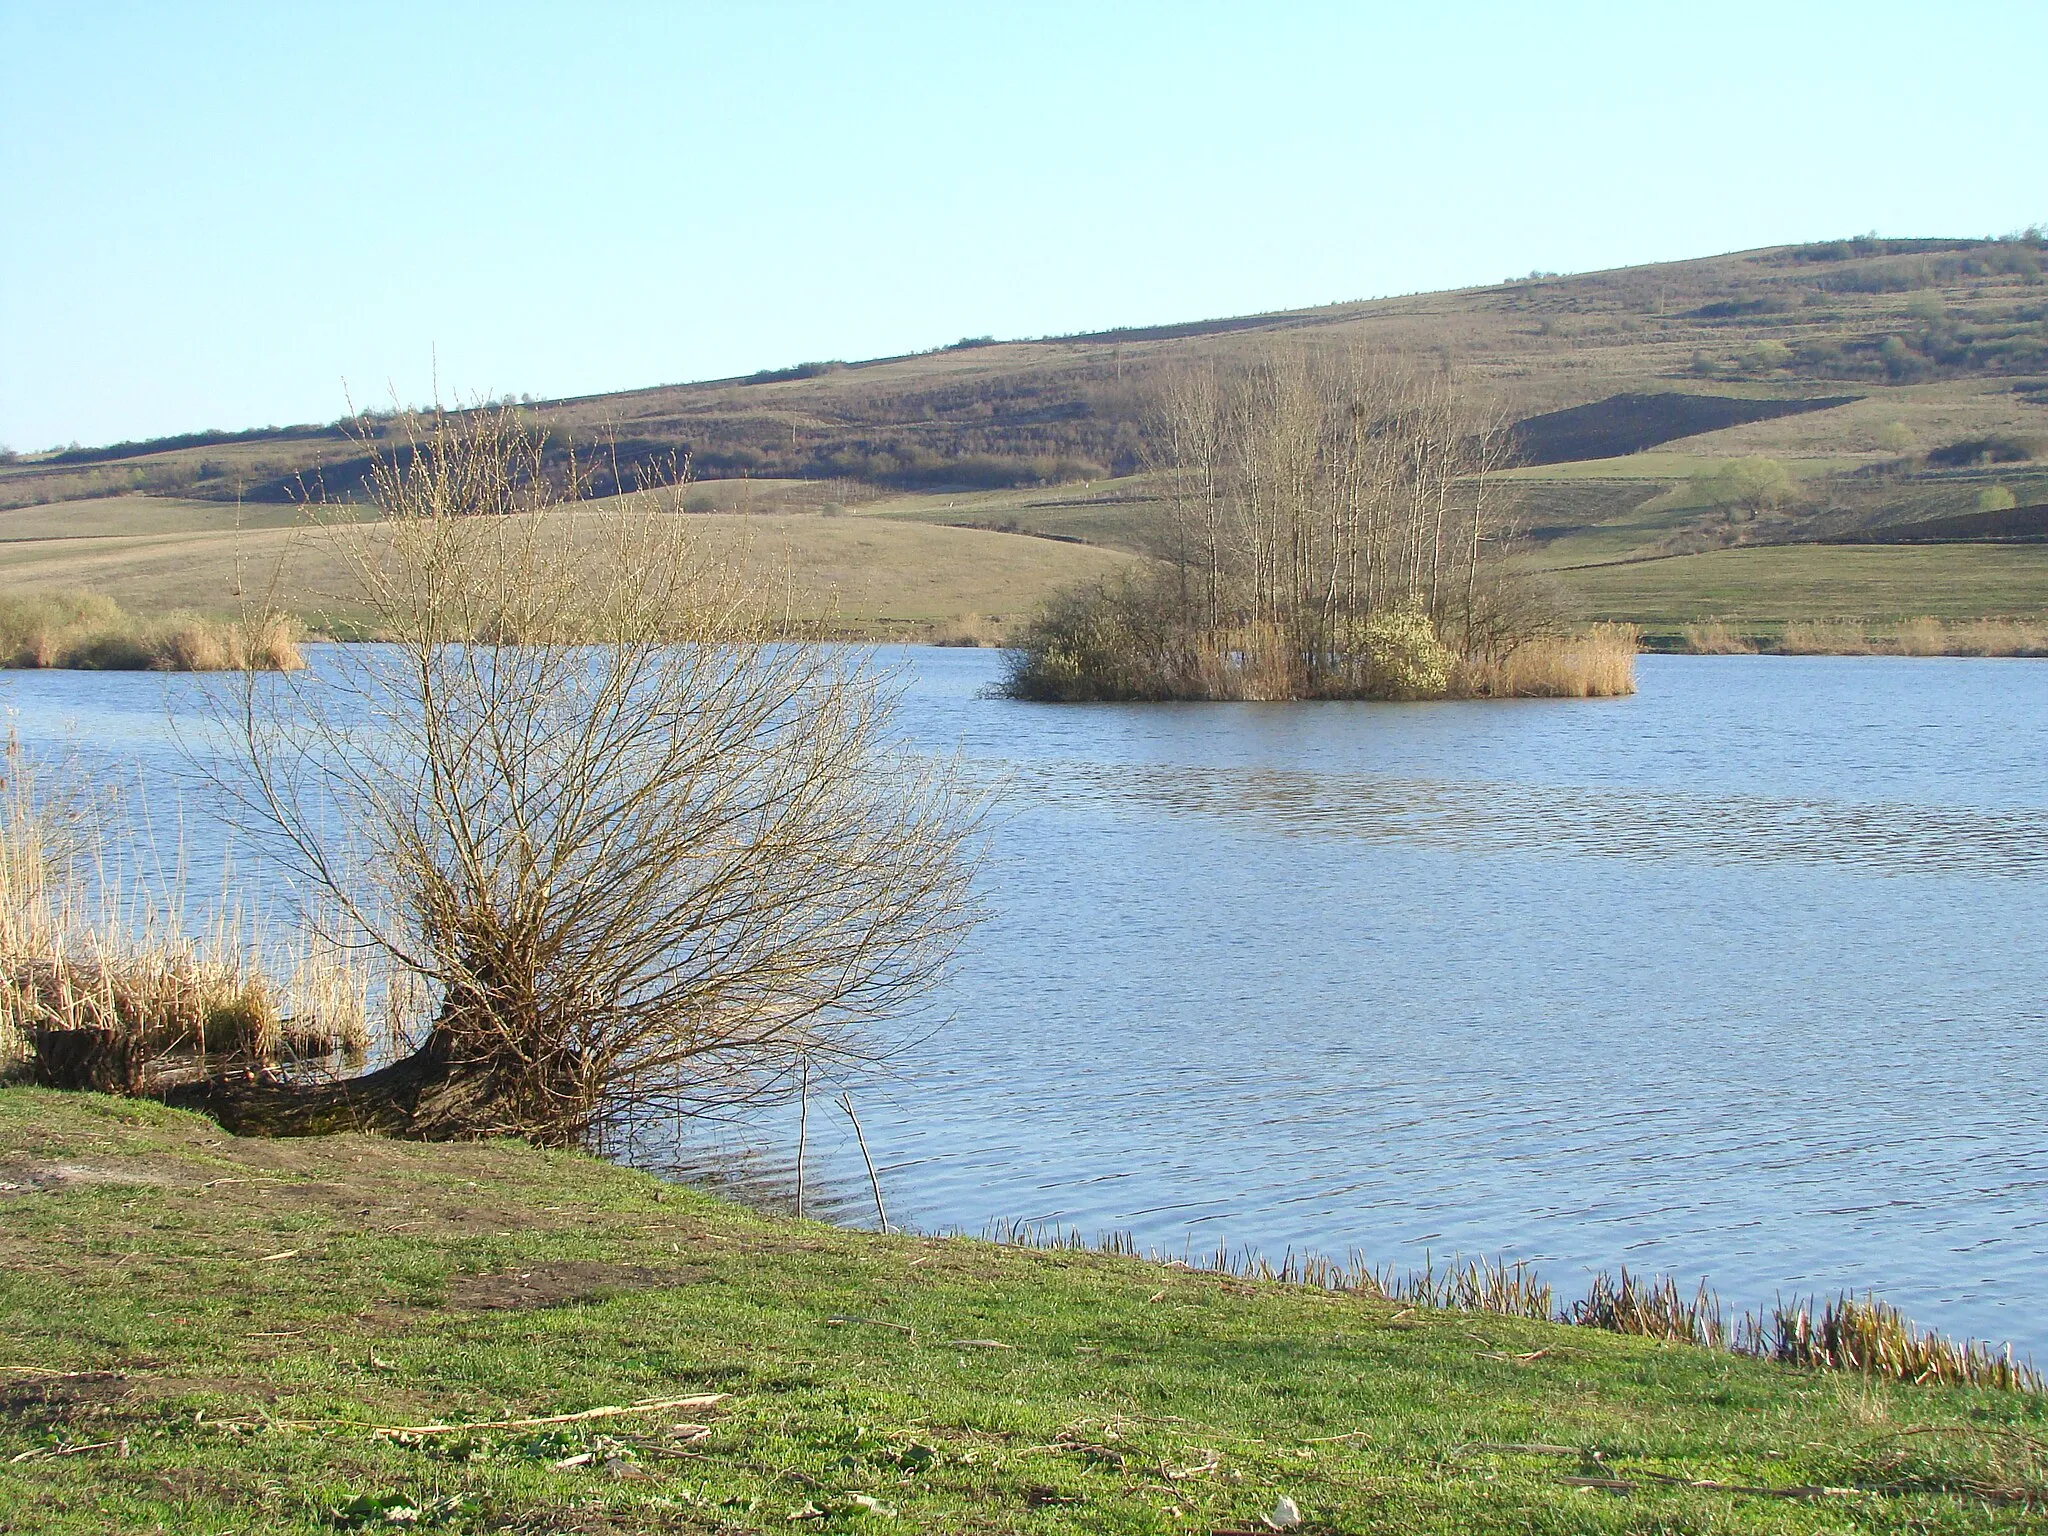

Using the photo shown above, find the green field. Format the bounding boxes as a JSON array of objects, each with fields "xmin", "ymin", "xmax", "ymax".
[
  {"xmin": 4, "ymin": 1087, "xmax": 2044, "ymax": 1535},
  {"xmin": 1552, "ymin": 544, "xmax": 2048, "ymax": 630}
]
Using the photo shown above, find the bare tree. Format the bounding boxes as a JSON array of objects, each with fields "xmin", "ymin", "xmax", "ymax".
[{"xmin": 177, "ymin": 410, "xmax": 982, "ymax": 1147}]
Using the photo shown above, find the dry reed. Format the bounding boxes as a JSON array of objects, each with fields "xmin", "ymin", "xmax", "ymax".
[
  {"xmin": 0, "ymin": 737, "xmax": 366, "ymax": 1091},
  {"xmin": 923, "ymin": 613, "xmax": 1011, "ymax": 648},
  {"xmin": 1763, "ymin": 616, "xmax": 2048, "ymax": 658},
  {"xmin": 1762, "ymin": 1295, "xmax": 2040, "ymax": 1392},
  {"xmin": 1778, "ymin": 618, "xmax": 1873, "ymax": 655},
  {"xmin": 0, "ymin": 592, "xmax": 304, "ymax": 672},
  {"xmin": 1457, "ymin": 624, "xmax": 1639, "ymax": 698},
  {"xmin": 1678, "ymin": 619, "xmax": 1756, "ymax": 654}
]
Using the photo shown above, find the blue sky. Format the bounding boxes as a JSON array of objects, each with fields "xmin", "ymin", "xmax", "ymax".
[{"xmin": 3, "ymin": 1, "xmax": 2043, "ymax": 449}]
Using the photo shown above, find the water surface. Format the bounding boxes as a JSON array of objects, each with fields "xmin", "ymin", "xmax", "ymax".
[{"xmin": 10, "ymin": 650, "xmax": 2047, "ymax": 1352}]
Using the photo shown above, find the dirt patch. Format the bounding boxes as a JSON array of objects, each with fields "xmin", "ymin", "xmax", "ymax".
[
  {"xmin": 0, "ymin": 1370, "xmax": 133, "ymax": 1424},
  {"xmin": 444, "ymin": 1261, "xmax": 708, "ymax": 1312},
  {"xmin": 0, "ymin": 1158, "xmax": 183, "ymax": 1197}
]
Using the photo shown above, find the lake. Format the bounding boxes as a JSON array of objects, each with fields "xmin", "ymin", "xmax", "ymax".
[{"xmin": 8, "ymin": 648, "xmax": 2047, "ymax": 1354}]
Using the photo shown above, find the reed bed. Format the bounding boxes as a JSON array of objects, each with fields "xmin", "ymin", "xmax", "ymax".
[
  {"xmin": 1763, "ymin": 1295, "xmax": 2041, "ymax": 1392},
  {"xmin": 1678, "ymin": 619, "xmax": 1757, "ymax": 654},
  {"xmin": 0, "ymin": 738, "xmax": 367, "ymax": 1091},
  {"xmin": 1674, "ymin": 615, "xmax": 2048, "ymax": 657},
  {"xmin": 988, "ymin": 1225, "xmax": 2043, "ymax": 1394},
  {"xmin": 0, "ymin": 591, "xmax": 305, "ymax": 671},
  {"xmin": 1456, "ymin": 624, "xmax": 1639, "ymax": 698}
]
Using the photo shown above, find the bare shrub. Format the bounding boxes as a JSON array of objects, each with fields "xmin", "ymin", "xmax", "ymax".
[{"xmin": 190, "ymin": 410, "xmax": 982, "ymax": 1147}]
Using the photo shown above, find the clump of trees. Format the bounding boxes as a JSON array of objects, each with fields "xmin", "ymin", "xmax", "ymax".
[
  {"xmin": 1693, "ymin": 457, "xmax": 1797, "ymax": 521},
  {"xmin": 1004, "ymin": 349, "xmax": 1572, "ymax": 701}
]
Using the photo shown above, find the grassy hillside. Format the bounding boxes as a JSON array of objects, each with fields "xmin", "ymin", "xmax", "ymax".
[
  {"xmin": 1552, "ymin": 544, "xmax": 2048, "ymax": 634},
  {"xmin": 3, "ymin": 236, "xmax": 2043, "ymax": 637},
  {"xmin": 7, "ymin": 236, "xmax": 2043, "ymax": 507},
  {"xmin": 4, "ymin": 1087, "xmax": 2045, "ymax": 1534}
]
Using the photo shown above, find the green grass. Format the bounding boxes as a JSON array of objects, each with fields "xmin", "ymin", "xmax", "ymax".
[
  {"xmin": 2, "ymin": 1088, "xmax": 2044, "ymax": 1534},
  {"xmin": 1552, "ymin": 544, "xmax": 2048, "ymax": 632}
]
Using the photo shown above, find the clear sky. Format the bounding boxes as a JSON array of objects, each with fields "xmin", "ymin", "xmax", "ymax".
[{"xmin": 3, "ymin": 1, "xmax": 2043, "ymax": 449}]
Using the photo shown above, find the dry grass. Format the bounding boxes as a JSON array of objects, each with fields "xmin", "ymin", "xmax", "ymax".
[
  {"xmin": 1457, "ymin": 624, "xmax": 1639, "ymax": 697},
  {"xmin": 0, "ymin": 738, "xmax": 366, "ymax": 1091},
  {"xmin": 1677, "ymin": 618, "xmax": 1757, "ymax": 653},
  {"xmin": 1774, "ymin": 615, "xmax": 2048, "ymax": 656},
  {"xmin": 0, "ymin": 591, "xmax": 304, "ymax": 671}
]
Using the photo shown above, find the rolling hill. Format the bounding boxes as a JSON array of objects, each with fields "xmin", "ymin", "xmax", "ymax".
[{"xmin": 3, "ymin": 234, "xmax": 2044, "ymax": 639}]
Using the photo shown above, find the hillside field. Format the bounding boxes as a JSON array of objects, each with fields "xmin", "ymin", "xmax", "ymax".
[
  {"xmin": 3, "ymin": 236, "xmax": 2044, "ymax": 642},
  {"xmin": 0, "ymin": 503, "xmax": 1137, "ymax": 640}
]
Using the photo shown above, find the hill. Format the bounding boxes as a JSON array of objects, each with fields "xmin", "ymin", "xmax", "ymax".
[{"xmin": 2, "ymin": 235, "xmax": 2044, "ymax": 639}]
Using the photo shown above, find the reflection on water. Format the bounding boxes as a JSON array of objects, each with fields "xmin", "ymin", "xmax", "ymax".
[
  {"xmin": 1011, "ymin": 759, "xmax": 2048, "ymax": 879},
  {"xmin": 8, "ymin": 650, "xmax": 2048, "ymax": 1353}
]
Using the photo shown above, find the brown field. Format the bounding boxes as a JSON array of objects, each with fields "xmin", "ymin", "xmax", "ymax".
[{"xmin": 0, "ymin": 501, "xmax": 1140, "ymax": 639}]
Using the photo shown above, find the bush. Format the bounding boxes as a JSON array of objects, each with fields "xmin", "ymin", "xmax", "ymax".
[
  {"xmin": 1001, "ymin": 571, "xmax": 1196, "ymax": 702},
  {"xmin": 1360, "ymin": 600, "xmax": 1454, "ymax": 699},
  {"xmin": 1694, "ymin": 457, "xmax": 1796, "ymax": 517}
]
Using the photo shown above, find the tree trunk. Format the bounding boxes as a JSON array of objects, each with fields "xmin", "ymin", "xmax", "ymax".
[
  {"xmin": 161, "ymin": 1031, "xmax": 480, "ymax": 1138},
  {"xmin": 159, "ymin": 1026, "xmax": 583, "ymax": 1144}
]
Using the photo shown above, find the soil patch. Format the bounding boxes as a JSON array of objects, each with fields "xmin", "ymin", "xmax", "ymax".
[
  {"xmin": 0, "ymin": 1159, "xmax": 183, "ymax": 1197},
  {"xmin": 444, "ymin": 1261, "xmax": 707, "ymax": 1312},
  {"xmin": 0, "ymin": 1371, "xmax": 133, "ymax": 1424}
]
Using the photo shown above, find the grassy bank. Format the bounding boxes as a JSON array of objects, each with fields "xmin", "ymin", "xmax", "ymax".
[
  {"xmin": 3, "ymin": 1089, "xmax": 2043, "ymax": 1534},
  {"xmin": 0, "ymin": 592, "xmax": 303, "ymax": 671}
]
